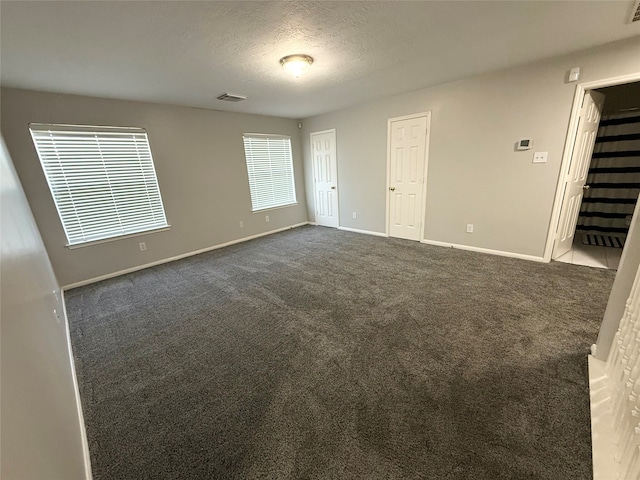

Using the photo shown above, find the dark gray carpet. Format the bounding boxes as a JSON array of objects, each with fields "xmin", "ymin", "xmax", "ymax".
[{"xmin": 66, "ymin": 225, "xmax": 615, "ymax": 479}]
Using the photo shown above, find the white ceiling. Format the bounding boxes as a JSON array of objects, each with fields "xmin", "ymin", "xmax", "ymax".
[{"xmin": 1, "ymin": 1, "xmax": 639, "ymax": 119}]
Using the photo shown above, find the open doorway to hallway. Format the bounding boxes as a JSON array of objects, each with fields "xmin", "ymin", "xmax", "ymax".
[{"xmin": 551, "ymin": 80, "xmax": 640, "ymax": 270}]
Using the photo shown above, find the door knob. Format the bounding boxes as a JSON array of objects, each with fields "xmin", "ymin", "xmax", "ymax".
[
  {"xmin": 583, "ymin": 185, "xmax": 590, "ymax": 190},
  {"xmin": 331, "ymin": 186, "xmax": 336, "ymax": 189},
  {"xmin": 389, "ymin": 187, "xmax": 396, "ymax": 191}
]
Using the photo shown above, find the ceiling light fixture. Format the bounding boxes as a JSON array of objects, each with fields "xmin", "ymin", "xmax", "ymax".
[{"xmin": 280, "ymin": 54, "xmax": 313, "ymax": 78}]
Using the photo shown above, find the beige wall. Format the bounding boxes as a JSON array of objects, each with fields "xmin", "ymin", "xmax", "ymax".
[
  {"xmin": 0, "ymin": 136, "xmax": 89, "ymax": 479},
  {"xmin": 301, "ymin": 36, "xmax": 640, "ymax": 258},
  {"xmin": 3, "ymin": 37, "xmax": 639, "ymax": 286},
  {"xmin": 1, "ymin": 89, "xmax": 308, "ymax": 286}
]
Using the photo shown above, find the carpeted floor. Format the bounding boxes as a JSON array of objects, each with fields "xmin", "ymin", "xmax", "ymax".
[{"xmin": 66, "ymin": 225, "xmax": 615, "ymax": 479}]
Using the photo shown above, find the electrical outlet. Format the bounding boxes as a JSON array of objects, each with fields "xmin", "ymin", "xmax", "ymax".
[
  {"xmin": 466, "ymin": 224, "xmax": 474, "ymax": 233},
  {"xmin": 139, "ymin": 242, "xmax": 147, "ymax": 251},
  {"xmin": 352, "ymin": 212, "xmax": 357, "ymax": 219},
  {"xmin": 239, "ymin": 221, "xmax": 244, "ymax": 228},
  {"xmin": 265, "ymin": 215, "xmax": 270, "ymax": 222}
]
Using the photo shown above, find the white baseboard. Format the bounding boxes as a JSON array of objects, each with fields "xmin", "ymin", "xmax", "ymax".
[
  {"xmin": 61, "ymin": 291, "xmax": 93, "ymax": 479},
  {"xmin": 63, "ymin": 222, "xmax": 310, "ymax": 290},
  {"xmin": 337, "ymin": 226, "xmax": 388, "ymax": 237},
  {"xmin": 420, "ymin": 239, "xmax": 546, "ymax": 263},
  {"xmin": 420, "ymin": 239, "xmax": 453, "ymax": 248}
]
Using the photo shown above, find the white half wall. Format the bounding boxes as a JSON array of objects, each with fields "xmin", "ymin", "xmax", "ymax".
[
  {"xmin": 594, "ymin": 195, "xmax": 640, "ymax": 362},
  {"xmin": 301, "ymin": 36, "xmax": 640, "ymax": 258},
  {"xmin": 0, "ymin": 89, "xmax": 308, "ymax": 286},
  {"xmin": 0, "ymin": 136, "xmax": 90, "ymax": 479}
]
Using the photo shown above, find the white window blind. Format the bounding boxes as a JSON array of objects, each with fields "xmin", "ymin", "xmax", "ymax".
[
  {"xmin": 243, "ymin": 134, "xmax": 296, "ymax": 211},
  {"xmin": 29, "ymin": 124, "xmax": 169, "ymax": 246}
]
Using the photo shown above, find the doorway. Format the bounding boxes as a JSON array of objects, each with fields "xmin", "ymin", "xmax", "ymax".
[
  {"xmin": 547, "ymin": 75, "xmax": 640, "ymax": 269},
  {"xmin": 311, "ymin": 129, "xmax": 339, "ymax": 228},
  {"xmin": 386, "ymin": 112, "xmax": 430, "ymax": 241}
]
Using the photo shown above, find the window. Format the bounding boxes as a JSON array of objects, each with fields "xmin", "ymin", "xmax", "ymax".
[
  {"xmin": 29, "ymin": 124, "xmax": 169, "ymax": 247},
  {"xmin": 242, "ymin": 134, "xmax": 296, "ymax": 211}
]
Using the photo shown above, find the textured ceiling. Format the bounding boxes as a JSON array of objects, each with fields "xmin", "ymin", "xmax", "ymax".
[{"xmin": 1, "ymin": 1, "xmax": 639, "ymax": 118}]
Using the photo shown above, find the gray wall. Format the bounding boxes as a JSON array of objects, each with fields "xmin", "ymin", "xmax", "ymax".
[
  {"xmin": 1, "ymin": 89, "xmax": 308, "ymax": 286},
  {"xmin": 0, "ymin": 136, "xmax": 89, "ymax": 479},
  {"xmin": 301, "ymin": 36, "xmax": 640, "ymax": 258}
]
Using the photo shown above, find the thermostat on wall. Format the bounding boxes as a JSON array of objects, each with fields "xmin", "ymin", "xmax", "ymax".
[{"xmin": 517, "ymin": 139, "xmax": 532, "ymax": 150}]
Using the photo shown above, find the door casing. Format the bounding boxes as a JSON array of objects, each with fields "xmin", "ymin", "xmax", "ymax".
[{"xmin": 544, "ymin": 72, "xmax": 640, "ymax": 262}]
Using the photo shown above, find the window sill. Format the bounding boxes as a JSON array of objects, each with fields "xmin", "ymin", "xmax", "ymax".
[
  {"xmin": 251, "ymin": 203, "xmax": 298, "ymax": 214},
  {"xmin": 66, "ymin": 225, "xmax": 171, "ymax": 249}
]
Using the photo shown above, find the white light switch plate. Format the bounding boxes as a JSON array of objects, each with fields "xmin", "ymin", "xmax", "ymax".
[
  {"xmin": 533, "ymin": 152, "xmax": 548, "ymax": 164},
  {"xmin": 568, "ymin": 67, "xmax": 581, "ymax": 82}
]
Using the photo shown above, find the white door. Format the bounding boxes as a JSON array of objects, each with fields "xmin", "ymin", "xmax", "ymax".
[
  {"xmin": 311, "ymin": 129, "xmax": 339, "ymax": 228},
  {"xmin": 553, "ymin": 90, "xmax": 605, "ymax": 259},
  {"xmin": 387, "ymin": 114, "xmax": 428, "ymax": 241}
]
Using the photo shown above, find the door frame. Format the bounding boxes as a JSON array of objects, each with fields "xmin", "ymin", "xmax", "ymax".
[
  {"xmin": 544, "ymin": 72, "xmax": 640, "ymax": 262},
  {"xmin": 310, "ymin": 128, "xmax": 339, "ymax": 227},
  {"xmin": 385, "ymin": 111, "xmax": 431, "ymax": 240}
]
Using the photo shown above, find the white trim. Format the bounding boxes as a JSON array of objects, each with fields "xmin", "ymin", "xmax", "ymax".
[
  {"xmin": 385, "ymin": 120, "xmax": 391, "ymax": 237},
  {"xmin": 309, "ymin": 128, "xmax": 336, "ymax": 136},
  {"xmin": 310, "ymin": 128, "xmax": 340, "ymax": 228},
  {"xmin": 29, "ymin": 122, "xmax": 143, "ymax": 133},
  {"xmin": 421, "ymin": 239, "xmax": 454, "ymax": 248},
  {"xmin": 544, "ymin": 71, "xmax": 640, "ymax": 262},
  {"xmin": 588, "ymin": 355, "xmax": 618, "ymax": 480},
  {"xmin": 421, "ymin": 239, "xmax": 545, "ymax": 263},
  {"xmin": 385, "ymin": 111, "xmax": 431, "ymax": 240},
  {"xmin": 337, "ymin": 226, "xmax": 388, "ymax": 237},
  {"xmin": 67, "ymin": 226, "xmax": 171, "ymax": 249},
  {"xmin": 250, "ymin": 202, "xmax": 298, "ymax": 214},
  {"xmin": 60, "ymin": 291, "xmax": 93, "ymax": 479},
  {"xmin": 62, "ymin": 222, "xmax": 310, "ymax": 290},
  {"xmin": 243, "ymin": 132, "xmax": 291, "ymax": 140},
  {"xmin": 420, "ymin": 113, "xmax": 432, "ymax": 242}
]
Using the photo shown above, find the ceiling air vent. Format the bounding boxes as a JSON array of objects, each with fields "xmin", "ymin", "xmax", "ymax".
[
  {"xmin": 217, "ymin": 93, "xmax": 248, "ymax": 102},
  {"xmin": 628, "ymin": 0, "xmax": 640, "ymax": 23}
]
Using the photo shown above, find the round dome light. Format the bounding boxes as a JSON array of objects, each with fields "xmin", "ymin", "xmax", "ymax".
[{"xmin": 280, "ymin": 54, "xmax": 314, "ymax": 78}]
